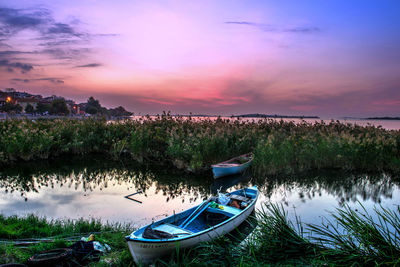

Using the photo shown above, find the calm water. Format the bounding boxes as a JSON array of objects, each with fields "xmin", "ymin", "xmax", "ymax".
[{"xmin": 1, "ymin": 156, "xmax": 399, "ymax": 228}]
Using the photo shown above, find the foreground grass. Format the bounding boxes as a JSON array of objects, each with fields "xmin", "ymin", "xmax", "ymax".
[
  {"xmin": 0, "ymin": 215, "xmax": 133, "ymax": 265},
  {"xmin": 162, "ymin": 203, "xmax": 400, "ymax": 266},
  {"xmin": 1, "ymin": 204, "xmax": 400, "ymax": 266},
  {"xmin": 1, "ymin": 116, "xmax": 399, "ymax": 175},
  {"xmin": 0, "ymin": 214, "xmax": 120, "ymax": 239}
]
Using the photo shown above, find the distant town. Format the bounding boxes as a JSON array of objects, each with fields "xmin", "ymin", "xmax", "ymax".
[
  {"xmin": 2, "ymin": 88, "xmax": 397, "ymax": 121},
  {"xmin": 0, "ymin": 88, "xmax": 321, "ymax": 120},
  {"xmin": 0, "ymin": 88, "xmax": 133, "ymax": 117}
]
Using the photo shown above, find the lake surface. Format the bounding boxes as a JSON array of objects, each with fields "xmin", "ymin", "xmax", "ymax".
[{"xmin": 1, "ymin": 156, "xmax": 399, "ymax": 228}]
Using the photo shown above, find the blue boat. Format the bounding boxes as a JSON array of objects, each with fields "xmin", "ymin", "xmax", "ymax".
[
  {"xmin": 211, "ymin": 153, "xmax": 253, "ymax": 179},
  {"xmin": 126, "ymin": 186, "xmax": 259, "ymax": 264}
]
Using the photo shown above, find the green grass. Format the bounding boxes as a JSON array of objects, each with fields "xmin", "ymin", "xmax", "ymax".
[
  {"xmin": 1, "ymin": 116, "xmax": 399, "ymax": 175},
  {"xmin": 161, "ymin": 203, "xmax": 400, "ymax": 266},
  {"xmin": 0, "ymin": 214, "xmax": 114, "ymax": 239},
  {"xmin": 308, "ymin": 204, "xmax": 400, "ymax": 265},
  {"xmin": 1, "ymin": 204, "xmax": 400, "ymax": 266},
  {"xmin": 0, "ymin": 214, "xmax": 133, "ymax": 265}
]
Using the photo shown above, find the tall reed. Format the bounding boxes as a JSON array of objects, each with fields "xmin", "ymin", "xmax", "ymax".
[
  {"xmin": 1, "ymin": 117, "xmax": 399, "ymax": 175},
  {"xmin": 162, "ymin": 203, "xmax": 400, "ymax": 266}
]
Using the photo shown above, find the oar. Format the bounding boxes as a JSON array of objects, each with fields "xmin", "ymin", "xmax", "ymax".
[
  {"xmin": 180, "ymin": 202, "xmax": 211, "ymax": 229},
  {"xmin": 179, "ymin": 198, "xmax": 213, "ymax": 228}
]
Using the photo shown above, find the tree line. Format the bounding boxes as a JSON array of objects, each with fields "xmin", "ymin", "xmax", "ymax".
[{"xmin": 0, "ymin": 96, "xmax": 132, "ymax": 117}]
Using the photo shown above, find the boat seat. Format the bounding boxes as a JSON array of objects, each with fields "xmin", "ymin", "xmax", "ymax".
[
  {"xmin": 207, "ymin": 205, "xmax": 241, "ymax": 216},
  {"xmin": 153, "ymin": 223, "xmax": 193, "ymax": 236},
  {"xmin": 213, "ymin": 163, "xmax": 240, "ymax": 167}
]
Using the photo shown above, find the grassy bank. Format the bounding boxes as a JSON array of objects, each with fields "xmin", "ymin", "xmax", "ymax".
[
  {"xmin": 0, "ymin": 214, "xmax": 133, "ymax": 265},
  {"xmin": 1, "ymin": 116, "xmax": 399, "ymax": 174},
  {"xmin": 1, "ymin": 204, "xmax": 399, "ymax": 266}
]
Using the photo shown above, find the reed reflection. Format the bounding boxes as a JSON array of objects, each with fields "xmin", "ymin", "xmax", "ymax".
[
  {"xmin": 0, "ymin": 156, "xmax": 398, "ymax": 206},
  {"xmin": 256, "ymin": 170, "xmax": 398, "ymax": 206},
  {"xmin": 0, "ymin": 156, "xmax": 212, "ymax": 203}
]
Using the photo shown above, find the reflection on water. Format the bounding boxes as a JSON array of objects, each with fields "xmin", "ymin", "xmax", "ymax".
[
  {"xmin": 257, "ymin": 170, "xmax": 398, "ymax": 205},
  {"xmin": 0, "ymin": 156, "xmax": 399, "ymax": 227},
  {"xmin": 256, "ymin": 170, "xmax": 400, "ymax": 225}
]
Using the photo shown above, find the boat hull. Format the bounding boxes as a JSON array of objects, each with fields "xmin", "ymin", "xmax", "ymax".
[
  {"xmin": 126, "ymin": 187, "xmax": 258, "ymax": 264},
  {"xmin": 212, "ymin": 160, "xmax": 252, "ymax": 179},
  {"xmin": 127, "ymin": 203, "xmax": 255, "ymax": 263}
]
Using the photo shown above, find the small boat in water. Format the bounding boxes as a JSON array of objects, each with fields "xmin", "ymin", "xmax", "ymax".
[
  {"xmin": 126, "ymin": 186, "xmax": 258, "ymax": 264},
  {"xmin": 211, "ymin": 153, "xmax": 253, "ymax": 179}
]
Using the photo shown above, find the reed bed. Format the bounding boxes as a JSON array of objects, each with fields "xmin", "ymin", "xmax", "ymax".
[{"xmin": 1, "ymin": 116, "xmax": 399, "ymax": 174}]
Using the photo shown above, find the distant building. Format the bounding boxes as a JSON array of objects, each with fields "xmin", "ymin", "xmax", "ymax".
[
  {"xmin": 43, "ymin": 95, "xmax": 63, "ymax": 102},
  {"xmin": 39, "ymin": 99, "xmax": 52, "ymax": 105},
  {"xmin": 32, "ymin": 94, "xmax": 43, "ymax": 100},
  {"xmin": 13, "ymin": 92, "xmax": 32, "ymax": 98},
  {"xmin": 0, "ymin": 90, "xmax": 41, "ymax": 109},
  {"xmin": 0, "ymin": 91, "xmax": 8, "ymax": 99},
  {"xmin": 0, "ymin": 94, "xmax": 16, "ymax": 105},
  {"xmin": 17, "ymin": 98, "xmax": 38, "ymax": 110},
  {"xmin": 0, "ymin": 97, "xmax": 6, "ymax": 107},
  {"xmin": 73, "ymin": 105, "xmax": 80, "ymax": 114},
  {"xmin": 16, "ymin": 98, "xmax": 38, "ymax": 113},
  {"xmin": 4, "ymin": 88, "xmax": 16, "ymax": 93},
  {"xmin": 78, "ymin": 103, "xmax": 87, "ymax": 114},
  {"xmin": 65, "ymin": 100, "xmax": 80, "ymax": 114}
]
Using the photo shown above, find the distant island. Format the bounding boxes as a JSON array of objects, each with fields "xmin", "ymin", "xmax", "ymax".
[
  {"xmin": 363, "ymin": 117, "xmax": 400, "ymax": 120},
  {"xmin": 170, "ymin": 113, "xmax": 320, "ymax": 119},
  {"xmin": 234, "ymin": 113, "xmax": 320, "ymax": 119}
]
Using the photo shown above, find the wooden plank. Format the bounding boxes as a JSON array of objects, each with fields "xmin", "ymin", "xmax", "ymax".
[{"xmin": 124, "ymin": 191, "xmax": 143, "ymax": 203}]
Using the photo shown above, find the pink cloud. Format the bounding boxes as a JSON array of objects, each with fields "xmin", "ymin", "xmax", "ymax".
[
  {"xmin": 138, "ymin": 98, "xmax": 174, "ymax": 105},
  {"xmin": 372, "ymin": 99, "xmax": 400, "ymax": 106}
]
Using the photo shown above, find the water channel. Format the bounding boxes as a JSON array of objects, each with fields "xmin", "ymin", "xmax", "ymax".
[{"xmin": 1, "ymin": 156, "xmax": 399, "ymax": 229}]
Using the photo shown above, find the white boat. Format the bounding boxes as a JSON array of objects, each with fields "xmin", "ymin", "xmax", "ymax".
[
  {"xmin": 126, "ymin": 186, "xmax": 259, "ymax": 264},
  {"xmin": 211, "ymin": 153, "xmax": 253, "ymax": 179}
]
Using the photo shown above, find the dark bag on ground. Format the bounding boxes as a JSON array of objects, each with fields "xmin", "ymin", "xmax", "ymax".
[
  {"xmin": 27, "ymin": 241, "xmax": 101, "ymax": 266},
  {"xmin": 68, "ymin": 240, "xmax": 101, "ymax": 264}
]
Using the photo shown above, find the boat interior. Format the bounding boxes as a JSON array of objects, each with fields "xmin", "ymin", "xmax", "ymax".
[
  {"xmin": 134, "ymin": 187, "xmax": 257, "ymax": 240},
  {"xmin": 213, "ymin": 154, "xmax": 253, "ymax": 167}
]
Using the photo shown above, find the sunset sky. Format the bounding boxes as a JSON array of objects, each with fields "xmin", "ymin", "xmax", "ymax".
[{"xmin": 1, "ymin": 0, "xmax": 399, "ymax": 117}]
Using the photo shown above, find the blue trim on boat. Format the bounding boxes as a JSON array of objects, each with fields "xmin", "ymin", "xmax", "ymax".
[
  {"xmin": 180, "ymin": 202, "xmax": 211, "ymax": 228},
  {"xmin": 212, "ymin": 154, "xmax": 253, "ymax": 178},
  {"xmin": 126, "ymin": 186, "xmax": 258, "ymax": 243}
]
